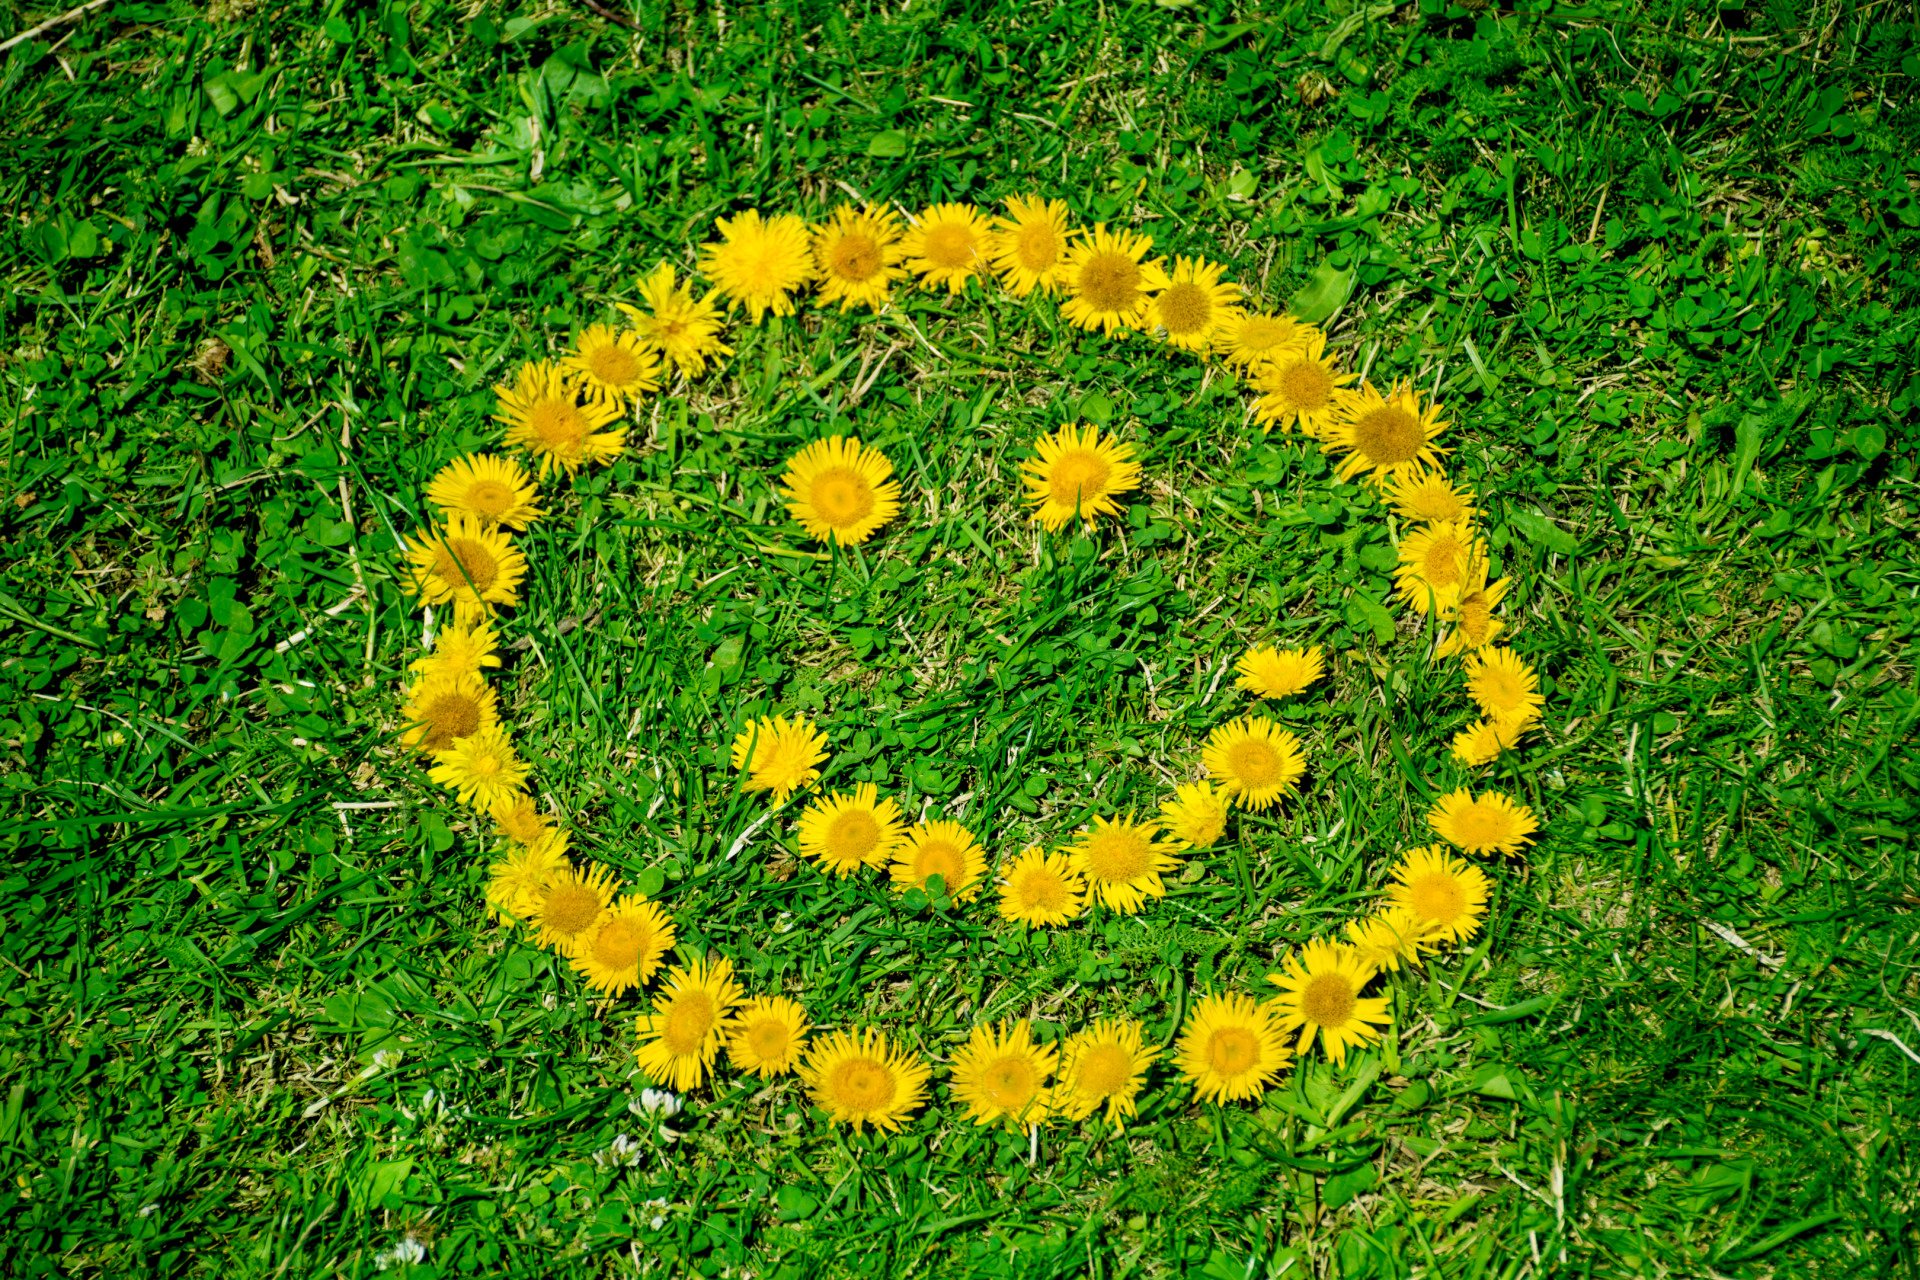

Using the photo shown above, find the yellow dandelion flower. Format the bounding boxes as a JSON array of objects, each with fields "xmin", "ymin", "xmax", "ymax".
[
  {"xmin": 1177, "ymin": 992, "xmax": 1292, "ymax": 1104},
  {"xmin": 1435, "ymin": 570, "xmax": 1512, "ymax": 659},
  {"xmin": 899, "ymin": 202, "xmax": 991, "ymax": 293},
  {"xmin": 1219, "ymin": 311, "xmax": 1312, "ymax": 369},
  {"xmin": 1427, "ymin": 787, "xmax": 1539, "ymax": 857},
  {"xmin": 571, "ymin": 895, "xmax": 677, "ymax": 996},
  {"xmin": 729, "ymin": 714, "xmax": 828, "ymax": 805},
  {"xmin": 1065, "ymin": 814, "xmax": 1182, "ymax": 915},
  {"xmin": 1060, "ymin": 223, "xmax": 1169, "ymax": 333},
  {"xmin": 491, "ymin": 792, "xmax": 554, "ymax": 847},
  {"xmin": 727, "ymin": 996, "xmax": 811, "ymax": 1079},
  {"xmin": 779, "ymin": 436, "xmax": 902, "ymax": 546},
  {"xmin": 795, "ymin": 784, "xmax": 905, "ymax": 877},
  {"xmin": 1249, "ymin": 329, "xmax": 1355, "ymax": 436},
  {"xmin": 1383, "ymin": 466, "xmax": 1476, "ymax": 525},
  {"xmin": 526, "ymin": 859, "xmax": 621, "ymax": 953},
  {"xmin": 799, "ymin": 1026, "xmax": 931, "ymax": 1133},
  {"xmin": 410, "ymin": 618, "xmax": 503, "ymax": 679},
  {"xmin": 1234, "ymin": 644, "xmax": 1326, "ymax": 700},
  {"xmin": 699, "ymin": 209, "xmax": 814, "ymax": 323},
  {"xmin": 1266, "ymin": 939, "xmax": 1392, "ymax": 1066},
  {"xmin": 1055, "ymin": 1017, "xmax": 1156, "ymax": 1129},
  {"xmin": 560, "ymin": 323, "xmax": 661, "ymax": 408},
  {"xmin": 1323, "ymin": 380, "xmax": 1449, "ymax": 484},
  {"xmin": 889, "ymin": 820, "xmax": 987, "ymax": 903},
  {"xmin": 1158, "ymin": 780, "xmax": 1230, "ymax": 850},
  {"xmin": 949, "ymin": 1020, "xmax": 1056, "ymax": 1128},
  {"xmin": 635, "ymin": 956, "xmax": 744, "ymax": 1091},
  {"xmin": 1465, "ymin": 647, "xmax": 1545, "ymax": 727},
  {"xmin": 1450, "ymin": 717, "xmax": 1529, "ymax": 767},
  {"xmin": 485, "ymin": 834, "xmax": 570, "ymax": 924},
  {"xmin": 425, "ymin": 453, "xmax": 544, "ymax": 530},
  {"xmin": 1145, "ymin": 255, "xmax": 1242, "ymax": 352},
  {"xmin": 1343, "ymin": 907, "xmax": 1435, "ymax": 974},
  {"xmin": 987, "ymin": 194, "xmax": 1078, "ymax": 296},
  {"xmin": 1393, "ymin": 520, "xmax": 1486, "ymax": 617},
  {"xmin": 616, "ymin": 262, "xmax": 734, "ymax": 377},
  {"xmin": 1201, "ymin": 716, "xmax": 1307, "ymax": 811},
  {"xmin": 996, "ymin": 847, "xmax": 1087, "ymax": 927},
  {"xmin": 495, "ymin": 359, "xmax": 626, "ymax": 477},
  {"xmin": 1019, "ymin": 424, "xmax": 1141, "ymax": 531},
  {"xmin": 1385, "ymin": 845, "xmax": 1491, "ymax": 945},
  {"xmin": 405, "ymin": 515, "xmax": 527, "ymax": 623},
  {"xmin": 427, "ymin": 724, "xmax": 529, "ymax": 812},
  {"xmin": 811, "ymin": 204, "xmax": 903, "ymax": 312},
  {"xmin": 398, "ymin": 668, "xmax": 499, "ymax": 755}
]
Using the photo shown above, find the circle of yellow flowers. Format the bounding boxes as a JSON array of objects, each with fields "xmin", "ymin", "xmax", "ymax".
[{"xmin": 397, "ymin": 195, "xmax": 1549, "ymax": 1138}]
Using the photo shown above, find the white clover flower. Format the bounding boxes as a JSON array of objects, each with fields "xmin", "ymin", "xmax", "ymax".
[
  {"xmin": 375, "ymin": 1236, "xmax": 428, "ymax": 1270},
  {"xmin": 594, "ymin": 1133, "xmax": 644, "ymax": 1169}
]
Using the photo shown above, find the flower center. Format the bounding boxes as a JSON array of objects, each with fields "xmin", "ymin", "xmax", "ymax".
[
  {"xmin": 497, "ymin": 802, "xmax": 545, "ymax": 844},
  {"xmin": 1180, "ymin": 803, "xmax": 1225, "ymax": 846},
  {"xmin": 433, "ymin": 538, "xmax": 500, "ymax": 593},
  {"xmin": 543, "ymin": 883, "xmax": 601, "ymax": 937},
  {"xmin": 463, "ymin": 479, "xmax": 515, "ymax": 520},
  {"xmin": 923, "ymin": 223, "xmax": 976, "ymax": 269},
  {"xmin": 1409, "ymin": 484, "xmax": 1462, "ymax": 521},
  {"xmin": 1207, "ymin": 1026, "xmax": 1258, "ymax": 1075},
  {"xmin": 586, "ymin": 342, "xmax": 642, "ymax": 387},
  {"xmin": 1407, "ymin": 872, "xmax": 1465, "ymax": 926},
  {"xmin": 1077, "ymin": 251, "xmax": 1142, "ymax": 311},
  {"xmin": 1236, "ymin": 316, "xmax": 1291, "ymax": 355},
  {"xmin": 1075, "ymin": 1044, "xmax": 1131, "ymax": 1096},
  {"xmin": 591, "ymin": 917, "xmax": 647, "ymax": 970},
  {"xmin": 738, "ymin": 241, "xmax": 782, "ymax": 285},
  {"xmin": 830, "ymin": 1057, "xmax": 893, "ymax": 1110},
  {"xmin": 1354, "ymin": 404, "xmax": 1423, "ymax": 465},
  {"xmin": 1279, "ymin": 359, "xmax": 1333, "ymax": 409},
  {"xmin": 1483, "ymin": 668, "xmax": 1528, "ymax": 708},
  {"xmin": 1014, "ymin": 867, "xmax": 1066, "ymax": 910},
  {"xmin": 661, "ymin": 991, "xmax": 717, "ymax": 1055},
  {"xmin": 659, "ymin": 316, "xmax": 690, "ymax": 341},
  {"xmin": 827, "ymin": 232, "xmax": 882, "ymax": 282},
  {"xmin": 1226, "ymin": 738, "xmax": 1281, "ymax": 787},
  {"xmin": 912, "ymin": 840, "xmax": 963, "ymax": 889},
  {"xmin": 807, "ymin": 467, "xmax": 874, "ymax": 527},
  {"xmin": 420, "ymin": 691, "xmax": 481, "ymax": 752},
  {"xmin": 527, "ymin": 398, "xmax": 588, "ymax": 455},
  {"xmin": 1453, "ymin": 804, "xmax": 1502, "ymax": 847},
  {"xmin": 1422, "ymin": 532, "xmax": 1467, "ymax": 589},
  {"xmin": 1156, "ymin": 281, "xmax": 1212, "ymax": 335},
  {"xmin": 755, "ymin": 739, "xmax": 811, "ymax": 785},
  {"xmin": 747, "ymin": 1018, "xmax": 791, "ymax": 1061},
  {"xmin": 826, "ymin": 809, "xmax": 881, "ymax": 860},
  {"xmin": 1457, "ymin": 596, "xmax": 1492, "ymax": 642},
  {"xmin": 467, "ymin": 750, "xmax": 502, "ymax": 779},
  {"xmin": 1081, "ymin": 828, "xmax": 1150, "ymax": 882},
  {"xmin": 1046, "ymin": 450, "xmax": 1110, "ymax": 507},
  {"xmin": 1300, "ymin": 973, "xmax": 1358, "ymax": 1028},
  {"xmin": 981, "ymin": 1056, "xmax": 1038, "ymax": 1109},
  {"xmin": 1015, "ymin": 222, "xmax": 1061, "ymax": 270}
]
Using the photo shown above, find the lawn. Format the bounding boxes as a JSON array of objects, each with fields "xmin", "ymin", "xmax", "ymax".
[{"xmin": 2, "ymin": 1, "xmax": 1917, "ymax": 1276}]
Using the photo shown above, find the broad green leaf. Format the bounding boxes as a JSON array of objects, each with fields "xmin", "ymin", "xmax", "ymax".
[
  {"xmin": 1289, "ymin": 258, "xmax": 1355, "ymax": 324},
  {"xmin": 1506, "ymin": 505, "xmax": 1579, "ymax": 556},
  {"xmin": 1344, "ymin": 590, "xmax": 1395, "ymax": 643}
]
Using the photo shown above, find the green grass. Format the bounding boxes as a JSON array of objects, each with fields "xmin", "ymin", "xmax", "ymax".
[{"xmin": 3, "ymin": 0, "xmax": 1918, "ymax": 1276}]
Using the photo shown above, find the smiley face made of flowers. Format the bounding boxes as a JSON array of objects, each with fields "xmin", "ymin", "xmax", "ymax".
[{"xmin": 394, "ymin": 194, "xmax": 1546, "ymax": 1138}]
